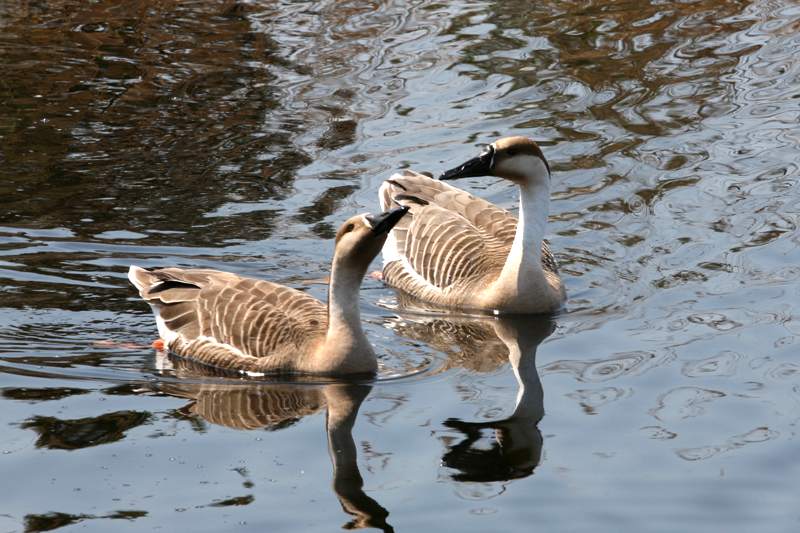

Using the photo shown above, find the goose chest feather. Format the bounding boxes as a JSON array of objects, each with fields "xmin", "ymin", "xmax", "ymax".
[
  {"xmin": 129, "ymin": 206, "xmax": 408, "ymax": 376},
  {"xmin": 378, "ymin": 136, "xmax": 565, "ymax": 314}
]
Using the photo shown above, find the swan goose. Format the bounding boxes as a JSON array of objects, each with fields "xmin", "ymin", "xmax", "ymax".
[
  {"xmin": 129, "ymin": 206, "xmax": 408, "ymax": 376},
  {"xmin": 378, "ymin": 136, "xmax": 565, "ymax": 314}
]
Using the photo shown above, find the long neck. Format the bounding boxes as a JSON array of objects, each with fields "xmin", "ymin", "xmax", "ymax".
[
  {"xmin": 497, "ymin": 179, "xmax": 550, "ymax": 288},
  {"xmin": 328, "ymin": 258, "xmax": 365, "ymax": 337},
  {"xmin": 322, "ymin": 255, "xmax": 374, "ymax": 371}
]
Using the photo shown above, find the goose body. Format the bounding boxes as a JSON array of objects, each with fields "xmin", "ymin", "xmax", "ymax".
[
  {"xmin": 129, "ymin": 206, "xmax": 408, "ymax": 376},
  {"xmin": 379, "ymin": 136, "xmax": 565, "ymax": 314}
]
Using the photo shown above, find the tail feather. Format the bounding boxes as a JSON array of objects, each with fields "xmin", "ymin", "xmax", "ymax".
[
  {"xmin": 128, "ymin": 265, "xmax": 202, "ymax": 303},
  {"xmin": 128, "ymin": 265, "xmax": 154, "ymax": 293}
]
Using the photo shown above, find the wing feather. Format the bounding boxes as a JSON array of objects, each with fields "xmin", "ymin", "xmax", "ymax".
[
  {"xmin": 129, "ymin": 266, "xmax": 327, "ymax": 366},
  {"xmin": 379, "ymin": 172, "xmax": 512, "ymax": 296},
  {"xmin": 379, "ymin": 171, "xmax": 559, "ymax": 300}
]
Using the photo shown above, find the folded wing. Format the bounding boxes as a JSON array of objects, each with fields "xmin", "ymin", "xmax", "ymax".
[
  {"xmin": 129, "ymin": 266, "xmax": 327, "ymax": 368},
  {"xmin": 378, "ymin": 171, "xmax": 558, "ymax": 301},
  {"xmin": 378, "ymin": 171, "xmax": 513, "ymax": 297}
]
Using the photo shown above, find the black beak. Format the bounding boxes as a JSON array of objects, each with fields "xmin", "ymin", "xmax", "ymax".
[
  {"xmin": 366, "ymin": 205, "xmax": 408, "ymax": 235},
  {"xmin": 440, "ymin": 145, "xmax": 495, "ymax": 180}
]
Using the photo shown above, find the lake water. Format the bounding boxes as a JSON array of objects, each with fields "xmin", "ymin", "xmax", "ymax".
[{"xmin": 2, "ymin": 1, "xmax": 800, "ymax": 531}]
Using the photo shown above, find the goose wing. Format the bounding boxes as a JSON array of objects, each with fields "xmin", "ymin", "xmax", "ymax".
[
  {"xmin": 129, "ymin": 266, "xmax": 327, "ymax": 368},
  {"xmin": 380, "ymin": 170, "xmax": 516, "ymax": 249},
  {"xmin": 378, "ymin": 171, "xmax": 513, "ymax": 296},
  {"xmin": 379, "ymin": 170, "xmax": 559, "ymax": 277}
]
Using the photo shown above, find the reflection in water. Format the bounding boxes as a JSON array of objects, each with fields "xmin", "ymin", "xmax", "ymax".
[
  {"xmin": 2, "ymin": 386, "xmax": 89, "ymax": 402},
  {"xmin": 2, "ymin": 0, "xmax": 800, "ymax": 530},
  {"xmin": 23, "ymin": 510, "xmax": 147, "ymax": 533},
  {"xmin": 157, "ymin": 355, "xmax": 393, "ymax": 532},
  {"xmin": 21, "ymin": 410, "xmax": 151, "ymax": 450},
  {"xmin": 392, "ymin": 315, "xmax": 554, "ymax": 482},
  {"xmin": 0, "ymin": 0, "xmax": 307, "ymax": 246}
]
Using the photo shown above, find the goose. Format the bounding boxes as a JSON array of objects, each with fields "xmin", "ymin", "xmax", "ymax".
[
  {"xmin": 128, "ymin": 206, "xmax": 408, "ymax": 376},
  {"xmin": 378, "ymin": 136, "xmax": 565, "ymax": 314}
]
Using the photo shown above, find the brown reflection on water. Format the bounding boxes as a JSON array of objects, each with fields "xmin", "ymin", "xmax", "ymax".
[
  {"xmin": 0, "ymin": 0, "xmax": 445, "ymax": 243},
  {"xmin": 20, "ymin": 409, "xmax": 151, "ymax": 450},
  {"xmin": 2, "ymin": 386, "xmax": 89, "ymax": 402},
  {"xmin": 449, "ymin": 0, "xmax": 758, "ymax": 135},
  {"xmin": 391, "ymin": 316, "xmax": 554, "ymax": 483},
  {"xmin": 0, "ymin": 1, "xmax": 301, "ymax": 242},
  {"xmin": 23, "ymin": 510, "xmax": 147, "ymax": 533},
  {"xmin": 155, "ymin": 355, "xmax": 393, "ymax": 532}
]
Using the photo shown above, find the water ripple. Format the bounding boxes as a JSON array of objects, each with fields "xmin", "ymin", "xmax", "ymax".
[
  {"xmin": 2, "ymin": 0, "xmax": 800, "ymax": 528},
  {"xmin": 541, "ymin": 351, "xmax": 661, "ymax": 383},
  {"xmin": 682, "ymin": 351, "xmax": 742, "ymax": 378},
  {"xmin": 676, "ymin": 426, "xmax": 779, "ymax": 461},
  {"xmin": 650, "ymin": 386, "xmax": 726, "ymax": 422}
]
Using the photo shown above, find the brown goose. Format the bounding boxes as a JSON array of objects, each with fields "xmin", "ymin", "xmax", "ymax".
[
  {"xmin": 378, "ymin": 136, "xmax": 565, "ymax": 314},
  {"xmin": 128, "ymin": 206, "xmax": 408, "ymax": 376}
]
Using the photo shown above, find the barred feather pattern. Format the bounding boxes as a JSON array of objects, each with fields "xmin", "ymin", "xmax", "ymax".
[
  {"xmin": 390, "ymin": 317, "xmax": 509, "ymax": 372},
  {"xmin": 130, "ymin": 267, "xmax": 327, "ymax": 373},
  {"xmin": 379, "ymin": 171, "xmax": 559, "ymax": 308}
]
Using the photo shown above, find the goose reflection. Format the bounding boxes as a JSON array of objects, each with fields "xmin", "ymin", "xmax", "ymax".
[
  {"xmin": 391, "ymin": 315, "xmax": 554, "ymax": 482},
  {"xmin": 155, "ymin": 354, "xmax": 393, "ymax": 532}
]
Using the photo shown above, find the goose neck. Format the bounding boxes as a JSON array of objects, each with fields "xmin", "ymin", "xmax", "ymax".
[
  {"xmin": 326, "ymin": 257, "xmax": 367, "ymax": 343},
  {"xmin": 497, "ymin": 179, "xmax": 550, "ymax": 285},
  {"xmin": 516, "ymin": 180, "xmax": 549, "ymax": 258},
  {"xmin": 318, "ymin": 255, "xmax": 376, "ymax": 374}
]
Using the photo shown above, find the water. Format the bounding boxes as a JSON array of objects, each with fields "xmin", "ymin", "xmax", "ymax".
[{"xmin": 2, "ymin": 0, "xmax": 800, "ymax": 531}]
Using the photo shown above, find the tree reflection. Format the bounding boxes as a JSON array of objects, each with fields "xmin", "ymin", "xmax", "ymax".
[
  {"xmin": 21, "ymin": 410, "xmax": 151, "ymax": 450},
  {"xmin": 23, "ymin": 510, "xmax": 147, "ymax": 533}
]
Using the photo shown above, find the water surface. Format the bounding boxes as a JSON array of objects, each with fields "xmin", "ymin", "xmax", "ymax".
[{"xmin": 2, "ymin": 1, "xmax": 800, "ymax": 531}]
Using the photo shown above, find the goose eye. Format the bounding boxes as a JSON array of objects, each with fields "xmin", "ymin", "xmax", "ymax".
[
  {"xmin": 344, "ymin": 223, "xmax": 355, "ymax": 233},
  {"xmin": 507, "ymin": 148, "xmax": 517, "ymax": 157}
]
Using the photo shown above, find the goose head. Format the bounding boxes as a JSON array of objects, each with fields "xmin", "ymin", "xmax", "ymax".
[
  {"xmin": 333, "ymin": 206, "xmax": 408, "ymax": 270},
  {"xmin": 440, "ymin": 136, "xmax": 550, "ymax": 186}
]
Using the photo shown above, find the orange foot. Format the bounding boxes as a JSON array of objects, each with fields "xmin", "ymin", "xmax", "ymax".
[
  {"xmin": 152, "ymin": 338, "xmax": 165, "ymax": 350},
  {"xmin": 369, "ymin": 271, "xmax": 383, "ymax": 281}
]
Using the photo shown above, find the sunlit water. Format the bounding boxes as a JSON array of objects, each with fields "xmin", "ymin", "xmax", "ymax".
[{"xmin": 2, "ymin": 1, "xmax": 800, "ymax": 531}]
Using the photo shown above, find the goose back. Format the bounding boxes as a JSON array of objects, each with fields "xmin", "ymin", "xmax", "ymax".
[
  {"xmin": 129, "ymin": 266, "xmax": 327, "ymax": 373},
  {"xmin": 379, "ymin": 170, "xmax": 558, "ymax": 308}
]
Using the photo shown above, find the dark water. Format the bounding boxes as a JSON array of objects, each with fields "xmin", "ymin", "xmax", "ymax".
[{"xmin": 2, "ymin": 0, "xmax": 800, "ymax": 531}]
